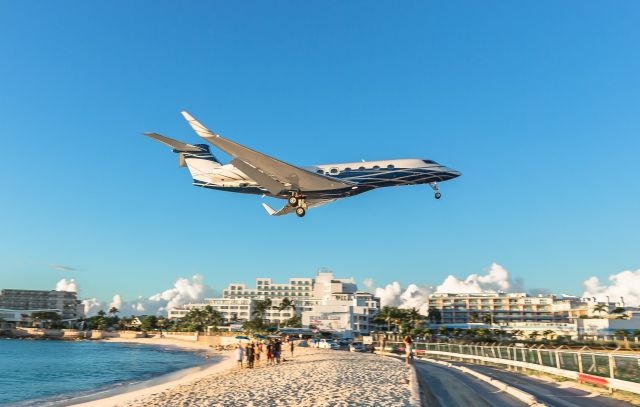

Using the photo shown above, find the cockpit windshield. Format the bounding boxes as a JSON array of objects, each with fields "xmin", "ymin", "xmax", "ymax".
[{"xmin": 423, "ymin": 160, "xmax": 437, "ymax": 165}]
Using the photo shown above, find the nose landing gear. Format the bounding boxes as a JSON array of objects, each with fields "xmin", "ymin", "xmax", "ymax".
[{"xmin": 430, "ymin": 182, "xmax": 442, "ymax": 199}]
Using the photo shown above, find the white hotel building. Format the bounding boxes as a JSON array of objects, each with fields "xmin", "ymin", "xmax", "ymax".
[{"xmin": 168, "ymin": 271, "xmax": 380, "ymax": 337}]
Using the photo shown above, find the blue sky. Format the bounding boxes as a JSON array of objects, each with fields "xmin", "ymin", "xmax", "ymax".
[{"xmin": 0, "ymin": 1, "xmax": 638, "ymax": 303}]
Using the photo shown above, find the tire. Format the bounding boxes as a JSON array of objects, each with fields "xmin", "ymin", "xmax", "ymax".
[
  {"xmin": 435, "ymin": 192, "xmax": 442, "ymax": 199},
  {"xmin": 288, "ymin": 196, "xmax": 298, "ymax": 206},
  {"xmin": 295, "ymin": 207, "xmax": 306, "ymax": 217}
]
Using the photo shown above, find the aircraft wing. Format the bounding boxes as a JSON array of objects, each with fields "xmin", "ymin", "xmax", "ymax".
[
  {"xmin": 262, "ymin": 199, "xmax": 337, "ymax": 216},
  {"xmin": 181, "ymin": 112, "xmax": 355, "ymax": 192}
]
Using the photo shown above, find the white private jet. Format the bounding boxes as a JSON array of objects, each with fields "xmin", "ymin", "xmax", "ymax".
[{"xmin": 145, "ymin": 112, "xmax": 461, "ymax": 217}]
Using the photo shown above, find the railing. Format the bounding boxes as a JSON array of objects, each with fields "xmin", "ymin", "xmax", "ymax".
[{"xmin": 379, "ymin": 341, "xmax": 640, "ymax": 394}]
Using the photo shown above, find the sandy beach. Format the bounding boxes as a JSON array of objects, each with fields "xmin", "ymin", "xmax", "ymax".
[{"xmin": 72, "ymin": 338, "xmax": 415, "ymax": 407}]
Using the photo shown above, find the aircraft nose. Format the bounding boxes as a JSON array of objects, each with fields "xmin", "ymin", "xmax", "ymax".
[{"xmin": 444, "ymin": 167, "xmax": 462, "ymax": 178}]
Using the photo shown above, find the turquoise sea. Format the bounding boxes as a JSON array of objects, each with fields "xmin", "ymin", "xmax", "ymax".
[{"xmin": 0, "ymin": 339, "xmax": 209, "ymax": 406}]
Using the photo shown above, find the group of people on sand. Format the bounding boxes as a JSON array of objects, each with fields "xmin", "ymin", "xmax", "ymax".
[{"xmin": 235, "ymin": 338, "xmax": 295, "ymax": 369}]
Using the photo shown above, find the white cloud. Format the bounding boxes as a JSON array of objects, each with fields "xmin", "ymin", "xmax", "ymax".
[
  {"xmin": 50, "ymin": 264, "xmax": 77, "ymax": 272},
  {"xmin": 374, "ymin": 263, "xmax": 519, "ymax": 315},
  {"xmin": 375, "ymin": 282, "xmax": 433, "ymax": 315},
  {"xmin": 375, "ymin": 281, "xmax": 403, "ymax": 307},
  {"xmin": 399, "ymin": 284, "xmax": 433, "ymax": 315},
  {"xmin": 362, "ymin": 278, "xmax": 374, "ymax": 292},
  {"xmin": 55, "ymin": 278, "xmax": 78, "ymax": 293},
  {"xmin": 583, "ymin": 269, "xmax": 640, "ymax": 306},
  {"xmin": 82, "ymin": 297, "xmax": 103, "ymax": 315},
  {"xmin": 109, "ymin": 294, "xmax": 123, "ymax": 311},
  {"xmin": 435, "ymin": 262, "xmax": 519, "ymax": 294},
  {"xmin": 80, "ymin": 274, "xmax": 215, "ymax": 317}
]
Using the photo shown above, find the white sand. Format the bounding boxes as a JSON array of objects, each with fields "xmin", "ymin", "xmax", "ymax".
[{"xmin": 71, "ymin": 339, "xmax": 414, "ymax": 406}]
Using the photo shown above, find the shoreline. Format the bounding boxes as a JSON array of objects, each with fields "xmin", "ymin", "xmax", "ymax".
[{"xmin": 63, "ymin": 337, "xmax": 235, "ymax": 407}]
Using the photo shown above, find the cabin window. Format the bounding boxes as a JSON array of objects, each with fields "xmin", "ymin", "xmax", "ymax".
[
  {"xmin": 344, "ymin": 167, "xmax": 351, "ymax": 171},
  {"xmin": 358, "ymin": 166, "xmax": 366, "ymax": 171},
  {"xmin": 330, "ymin": 168, "xmax": 339, "ymax": 175},
  {"xmin": 316, "ymin": 169, "xmax": 324, "ymax": 174},
  {"xmin": 373, "ymin": 165, "xmax": 380, "ymax": 170},
  {"xmin": 387, "ymin": 164, "xmax": 395, "ymax": 169}
]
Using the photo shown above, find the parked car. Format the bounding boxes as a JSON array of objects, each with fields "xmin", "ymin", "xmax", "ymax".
[
  {"xmin": 317, "ymin": 339, "xmax": 335, "ymax": 349},
  {"xmin": 349, "ymin": 343, "xmax": 366, "ymax": 352}
]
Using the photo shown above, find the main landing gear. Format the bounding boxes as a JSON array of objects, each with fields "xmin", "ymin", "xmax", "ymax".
[
  {"xmin": 289, "ymin": 194, "xmax": 307, "ymax": 217},
  {"xmin": 430, "ymin": 182, "xmax": 442, "ymax": 200}
]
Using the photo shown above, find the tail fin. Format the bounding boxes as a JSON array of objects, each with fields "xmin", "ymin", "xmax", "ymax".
[{"xmin": 144, "ymin": 132, "xmax": 222, "ymax": 181}]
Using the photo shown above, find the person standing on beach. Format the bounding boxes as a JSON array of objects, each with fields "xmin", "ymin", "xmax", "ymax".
[
  {"xmin": 246, "ymin": 343, "xmax": 255, "ymax": 368},
  {"xmin": 402, "ymin": 335, "xmax": 413, "ymax": 368},
  {"xmin": 274, "ymin": 339, "xmax": 282, "ymax": 364},
  {"xmin": 266, "ymin": 342, "xmax": 273, "ymax": 366},
  {"xmin": 235, "ymin": 344, "xmax": 244, "ymax": 368},
  {"xmin": 254, "ymin": 342, "xmax": 261, "ymax": 367},
  {"xmin": 289, "ymin": 340, "xmax": 294, "ymax": 357}
]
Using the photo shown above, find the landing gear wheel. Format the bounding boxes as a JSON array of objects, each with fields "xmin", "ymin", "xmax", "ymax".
[
  {"xmin": 434, "ymin": 192, "xmax": 442, "ymax": 200},
  {"xmin": 295, "ymin": 207, "xmax": 306, "ymax": 217},
  {"xmin": 288, "ymin": 196, "xmax": 299, "ymax": 206}
]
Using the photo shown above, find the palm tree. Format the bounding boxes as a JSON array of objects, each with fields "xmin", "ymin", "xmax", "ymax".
[
  {"xmin": 278, "ymin": 297, "xmax": 296, "ymax": 315},
  {"xmin": 592, "ymin": 304, "xmax": 608, "ymax": 318},
  {"xmin": 374, "ymin": 306, "xmax": 395, "ymax": 332},
  {"xmin": 252, "ymin": 299, "xmax": 272, "ymax": 324},
  {"xmin": 611, "ymin": 307, "xmax": 626, "ymax": 315},
  {"xmin": 407, "ymin": 308, "xmax": 425, "ymax": 331},
  {"xmin": 542, "ymin": 330, "xmax": 555, "ymax": 340},
  {"xmin": 614, "ymin": 329, "xmax": 628, "ymax": 340},
  {"xmin": 108, "ymin": 307, "xmax": 119, "ymax": 317}
]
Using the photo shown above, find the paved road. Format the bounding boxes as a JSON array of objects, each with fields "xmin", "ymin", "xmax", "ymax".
[
  {"xmin": 448, "ymin": 361, "xmax": 634, "ymax": 407},
  {"xmin": 413, "ymin": 360, "xmax": 527, "ymax": 407}
]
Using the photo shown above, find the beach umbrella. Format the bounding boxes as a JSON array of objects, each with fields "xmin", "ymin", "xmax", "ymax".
[
  {"xmin": 268, "ymin": 335, "xmax": 281, "ymax": 338},
  {"xmin": 235, "ymin": 335, "xmax": 250, "ymax": 340},
  {"xmin": 254, "ymin": 334, "xmax": 266, "ymax": 339}
]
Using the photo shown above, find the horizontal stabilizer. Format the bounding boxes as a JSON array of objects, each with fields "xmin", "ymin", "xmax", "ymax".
[{"xmin": 143, "ymin": 132, "xmax": 206, "ymax": 153}]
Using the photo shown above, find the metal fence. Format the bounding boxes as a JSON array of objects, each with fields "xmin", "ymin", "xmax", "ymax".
[{"xmin": 379, "ymin": 341, "xmax": 640, "ymax": 393}]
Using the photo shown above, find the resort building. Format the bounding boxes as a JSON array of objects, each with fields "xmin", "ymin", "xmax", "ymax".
[
  {"xmin": 0, "ymin": 289, "xmax": 85, "ymax": 326},
  {"xmin": 302, "ymin": 291, "xmax": 380, "ymax": 334},
  {"xmin": 168, "ymin": 298, "xmax": 255, "ymax": 322},
  {"xmin": 168, "ymin": 271, "xmax": 380, "ymax": 337},
  {"xmin": 426, "ymin": 292, "xmax": 637, "ymax": 339},
  {"xmin": 427, "ymin": 292, "xmax": 593, "ymax": 325}
]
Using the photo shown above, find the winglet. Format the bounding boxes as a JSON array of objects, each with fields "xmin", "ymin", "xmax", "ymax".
[
  {"xmin": 262, "ymin": 203, "xmax": 277, "ymax": 216},
  {"xmin": 181, "ymin": 111, "xmax": 220, "ymax": 138}
]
